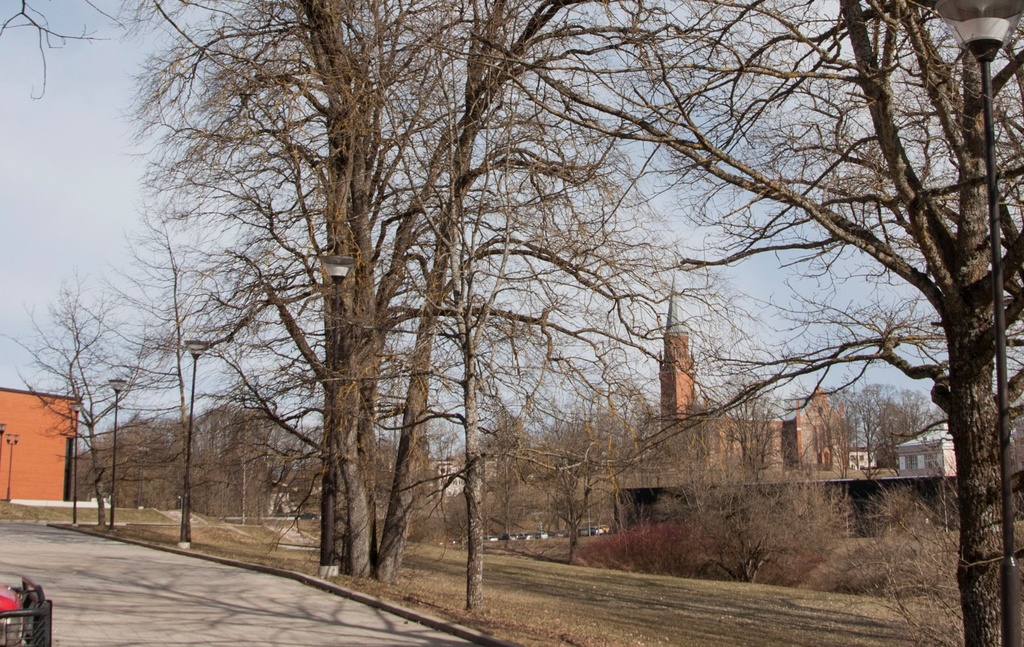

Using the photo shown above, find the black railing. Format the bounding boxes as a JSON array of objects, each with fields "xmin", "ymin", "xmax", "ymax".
[{"xmin": 0, "ymin": 578, "xmax": 51, "ymax": 647}]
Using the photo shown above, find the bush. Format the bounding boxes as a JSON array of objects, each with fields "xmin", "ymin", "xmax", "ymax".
[
  {"xmin": 584, "ymin": 484, "xmax": 970, "ymax": 645},
  {"xmin": 862, "ymin": 489, "xmax": 962, "ymax": 646},
  {"xmin": 575, "ymin": 522, "xmax": 710, "ymax": 577},
  {"xmin": 579, "ymin": 481, "xmax": 846, "ymax": 587}
]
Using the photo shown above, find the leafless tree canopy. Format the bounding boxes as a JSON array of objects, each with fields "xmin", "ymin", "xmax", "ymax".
[
  {"xmin": 516, "ymin": 0, "xmax": 1024, "ymax": 643},
  {"xmin": 130, "ymin": 0, "xmax": 704, "ymax": 593}
]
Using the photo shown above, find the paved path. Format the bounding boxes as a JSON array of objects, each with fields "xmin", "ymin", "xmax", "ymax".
[{"xmin": 0, "ymin": 522, "xmax": 478, "ymax": 646}]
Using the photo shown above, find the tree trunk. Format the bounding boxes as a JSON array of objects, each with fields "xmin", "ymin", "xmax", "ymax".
[
  {"xmin": 465, "ymin": 441, "xmax": 485, "ymax": 611},
  {"xmin": 374, "ymin": 402, "xmax": 422, "ymax": 582},
  {"xmin": 90, "ymin": 446, "xmax": 106, "ymax": 527},
  {"xmin": 567, "ymin": 528, "xmax": 580, "ymax": 565},
  {"xmin": 463, "ymin": 337, "xmax": 484, "ymax": 610},
  {"xmin": 341, "ymin": 424, "xmax": 373, "ymax": 578},
  {"xmin": 358, "ymin": 376, "xmax": 379, "ymax": 569},
  {"xmin": 947, "ymin": 345, "xmax": 1003, "ymax": 647},
  {"xmin": 93, "ymin": 474, "xmax": 106, "ymax": 527},
  {"xmin": 376, "ymin": 309, "xmax": 441, "ymax": 583},
  {"xmin": 336, "ymin": 308, "xmax": 376, "ymax": 577}
]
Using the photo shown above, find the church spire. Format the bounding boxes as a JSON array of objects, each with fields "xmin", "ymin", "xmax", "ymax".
[
  {"xmin": 667, "ymin": 278, "xmax": 688, "ymax": 335},
  {"xmin": 661, "ymin": 279, "xmax": 695, "ymax": 420}
]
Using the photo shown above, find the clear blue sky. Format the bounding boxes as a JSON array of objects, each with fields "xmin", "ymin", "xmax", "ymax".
[{"xmin": 0, "ymin": 4, "xmax": 145, "ymax": 390}]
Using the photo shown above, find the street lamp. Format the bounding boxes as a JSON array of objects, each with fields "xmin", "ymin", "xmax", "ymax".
[
  {"xmin": 70, "ymin": 401, "xmax": 83, "ymax": 526},
  {"xmin": 108, "ymin": 378, "xmax": 128, "ymax": 530},
  {"xmin": 318, "ymin": 254, "xmax": 355, "ymax": 578},
  {"xmin": 0, "ymin": 424, "xmax": 6, "ymax": 501},
  {"xmin": 5, "ymin": 435, "xmax": 19, "ymax": 501},
  {"xmin": 179, "ymin": 339, "xmax": 210, "ymax": 550},
  {"xmin": 934, "ymin": 1, "xmax": 1024, "ymax": 643}
]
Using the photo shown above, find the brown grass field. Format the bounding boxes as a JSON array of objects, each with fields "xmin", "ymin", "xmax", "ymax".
[{"xmin": 1, "ymin": 503, "xmax": 915, "ymax": 647}]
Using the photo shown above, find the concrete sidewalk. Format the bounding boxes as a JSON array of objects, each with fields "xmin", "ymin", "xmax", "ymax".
[{"xmin": 0, "ymin": 522, "xmax": 496, "ymax": 646}]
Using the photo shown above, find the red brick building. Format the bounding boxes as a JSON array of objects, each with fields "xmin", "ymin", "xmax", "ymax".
[
  {"xmin": 660, "ymin": 292, "xmax": 844, "ymax": 471},
  {"xmin": 780, "ymin": 389, "xmax": 846, "ymax": 468},
  {"xmin": 0, "ymin": 387, "xmax": 75, "ymax": 502},
  {"xmin": 660, "ymin": 293, "xmax": 696, "ymax": 420}
]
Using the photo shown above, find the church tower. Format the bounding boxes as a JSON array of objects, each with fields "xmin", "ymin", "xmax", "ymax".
[{"xmin": 660, "ymin": 289, "xmax": 696, "ymax": 422}]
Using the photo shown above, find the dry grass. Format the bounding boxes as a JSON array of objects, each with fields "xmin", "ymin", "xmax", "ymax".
[
  {"xmin": 6, "ymin": 504, "xmax": 913, "ymax": 647},
  {"xmin": 0, "ymin": 501, "xmax": 169, "ymax": 524}
]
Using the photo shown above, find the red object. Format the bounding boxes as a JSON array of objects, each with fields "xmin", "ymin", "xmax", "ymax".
[{"xmin": 0, "ymin": 587, "xmax": 18, "ymax": 612}]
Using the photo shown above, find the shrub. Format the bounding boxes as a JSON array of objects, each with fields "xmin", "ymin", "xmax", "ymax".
[
  {"xmin": 575, "ymin": 522, "xmax": 710, "ymax": 577},
  {"xmin": 577, "ymin": 480, "xmax": 845, "ymax": 588}
]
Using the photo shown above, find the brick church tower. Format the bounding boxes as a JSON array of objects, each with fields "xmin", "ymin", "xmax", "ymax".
[{"xmin": 660, "ymin": 290, "xmax": 696, "ymax": 422}]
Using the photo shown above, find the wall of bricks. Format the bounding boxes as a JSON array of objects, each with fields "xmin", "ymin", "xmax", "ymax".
[{"xmin": 0, "ymin": 387, "xmax": 73, "ymax": 501}]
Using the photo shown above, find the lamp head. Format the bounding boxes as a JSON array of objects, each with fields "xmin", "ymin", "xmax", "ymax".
[
  {"xmin": 109, "ymin": 378, "xmax": 128, "ymax": 394},
  {"xmin": 70, "ymin": 401, "xmax": 83, "ymax": 413},
  {"xmin": 6, "ymin": 434, "xmax": 18, "ymax": 445},
  {"xmin": 184, "ymin": 339, "xmax": 211, "ymax": 359},
  {"xmin": 320, "ymin": 255, "xmax": 356, "ymax": 282},
  {"xmin": 936, "ymin": 0, "xmax": 1024, "ymax": 60},
  {"xmin": 0, "ymin": 423, "xmax": 5, "ymax": 435}
]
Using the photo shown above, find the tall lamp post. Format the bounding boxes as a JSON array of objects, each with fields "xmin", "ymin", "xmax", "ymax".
[
  {"xmin": 934, "ymin": 1, "xmax": 1024, "ymax": 643},
  {"xmin": 5, "ymin": 435, "xmax": 19, "ymax": 501},
  {"xmin": 0, "ymin": 424, "xmax": 6, "ymax": 500},
  {"xmin": 179, "ymin": 339, "xmax": 210, "ymax": 550},
  {"xmin": 319, "ymin": 254, "xmax": 355, "ymax": 578},
  {"xmin": 108, "ymin": 378, "xmax": 127, "ymax": 530},
  {"xmin": 70, "ymin": 402, "xmax": 83, "ymax": 526}
]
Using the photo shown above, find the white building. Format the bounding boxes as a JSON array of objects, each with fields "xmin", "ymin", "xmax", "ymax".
[
  {"xmin": 847, "ymin": 448, "xmax": 876, "ymax": 471},
  {"xmin": 436, "ymin": 458, "xmax": 464, "ymax": 497},
  {"xmin": 896, "ymin": 426, "xmax": 956, "ymax": 477}
]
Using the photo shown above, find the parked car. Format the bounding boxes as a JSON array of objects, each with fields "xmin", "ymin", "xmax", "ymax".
[{"xmin": 578, "ymin": 526, "xmax": 608, "ymax": 536}]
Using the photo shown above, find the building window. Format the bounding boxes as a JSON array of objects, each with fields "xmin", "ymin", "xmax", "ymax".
[{"xmin": 905, "ymin": 454, "xmax": 920, "ymax": 471}]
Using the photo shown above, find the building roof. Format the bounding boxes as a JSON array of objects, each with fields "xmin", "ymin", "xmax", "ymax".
[
  {"xmin": 0, "ymin": 385, "xmax": 73, "ymax": 401},
  {"xmin": 896, "ymin": 425, "xmax": 952, "ymax": 449}
]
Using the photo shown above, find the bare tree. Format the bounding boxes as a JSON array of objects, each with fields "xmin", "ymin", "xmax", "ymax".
[
  {"xmin": 188, "ymin": 405, "xmax": 311, "ymax": 523},
  {"xmin": 450, "ymin": 197, "xmax": 497, "ymax": 610},
  {"xmin": 714, "ymin": 390, "xmax": 785, "ymax": 482},
  {"xmin": 837, "ymin": 384, "xmax": 943, "ymax": 477},
  {"xmin": 663, "ymin": 479, "xmax": 846, "ymax": 585},
  {"xmin": 134, "ymin": 0, "xmax": 459, "ymax": 577},
  {"xmin": 116, "ymin": 416, "xmax": 178, "ymax": 510},
  {"xmin": 133, "ymin": 0, "xmax": 697, "ymax": 586},
  {"xmin": 14, "ymin": 277, "xmax": 138, "ymax": 525},
  {"xmin": 530, "ymin": 404, "xmax": 631, "ymax": 564},
  {"xmin": 484, "ymin": 407, "xmax": 528, "ymax": 537}
]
